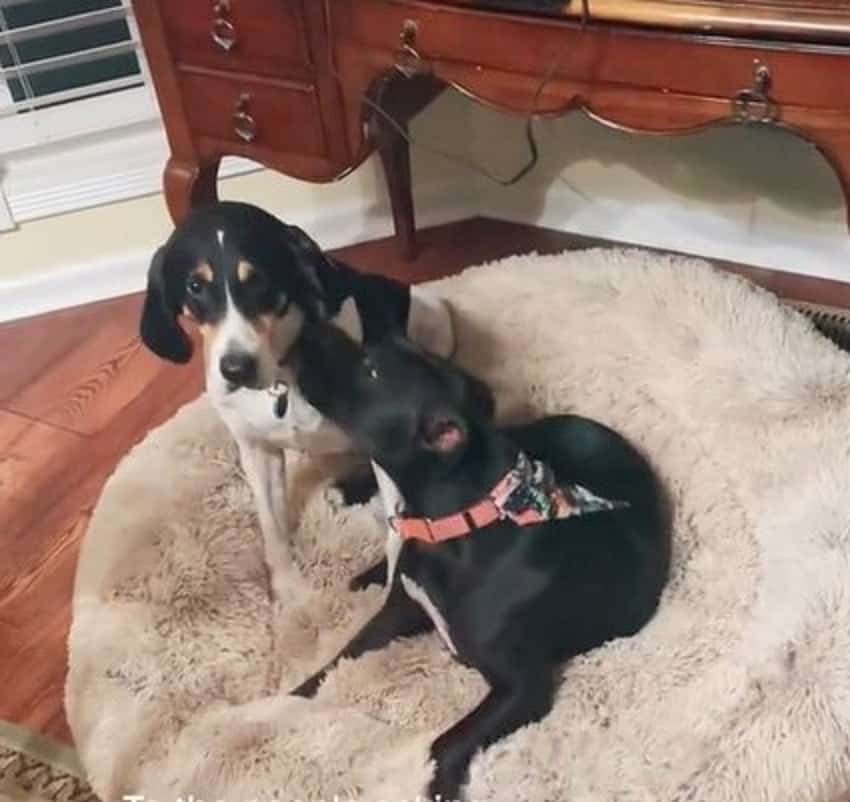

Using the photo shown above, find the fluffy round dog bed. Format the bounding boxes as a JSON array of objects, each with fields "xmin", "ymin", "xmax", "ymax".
[{"xmin": 67, "ymin": 249, "xmax": 850, "ymax": 802}]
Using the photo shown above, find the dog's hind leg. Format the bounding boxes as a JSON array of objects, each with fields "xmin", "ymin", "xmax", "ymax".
[
  {"xmin": 427, "ymin": 661, "xmax": 556, "ymax": 802},
  {"xmin": 236, "ymin": 438, "xmax": 291, "ymax": 598},
  {"xmin": 290, "ymin": 582, "xmax": 432, "ymax": 698}
]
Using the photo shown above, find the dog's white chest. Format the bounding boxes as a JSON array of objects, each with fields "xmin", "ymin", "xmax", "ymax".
[
  {"xmin": 370, "ymin": 462, "xmax": 457, "ymax": 655},
  {"xmin": 400, "ymin": 574, "xmax": 457, "ymax": 655},
  {"xmin": 371, "ymin": 461, "xmax": 404, "ymax": 582}
]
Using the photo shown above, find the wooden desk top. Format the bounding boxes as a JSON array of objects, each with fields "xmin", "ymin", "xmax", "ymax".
[{"xmin": 437, "ymin": 0, "xmax": 850, "ymax": 42}]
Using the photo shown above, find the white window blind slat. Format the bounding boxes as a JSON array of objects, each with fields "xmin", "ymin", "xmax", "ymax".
[
  {"xmin": 0, "ymin": 38, "xmax": 138, "ymax": 80},
  {"xmin": 0, "ymin": 0, "xmax": 58, "ymax": 7},
  {"xmin": 0, "ymin": 7, "xmax": 133, "ymax": 47},
  {"xmin": 0, "ymin": 73, "xmax": 141, "ymax": 116},
  {"xmin": 0, "ymin": 0, "xmax": 171, "ymax": 227},
  {"xmin": 0, "ymin": 0, "xmax": 154, "ymax": 141}
]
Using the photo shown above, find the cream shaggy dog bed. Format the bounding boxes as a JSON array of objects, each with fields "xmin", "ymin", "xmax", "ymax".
[{"xmin": 67, "ymin": 249, "xmax": 850, "ymax": 802}]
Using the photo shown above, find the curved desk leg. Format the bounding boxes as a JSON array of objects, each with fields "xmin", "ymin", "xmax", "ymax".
[
  {"xmin": 801, "ymin": 128, "xmax": 850, "ymax": 233},
  {"xmin": 367, "ymin": 73, "xmax": 444, "ymax": 261},
  {"xmin": 374, "ymin": 114, "xmax": 417, "ymax": 260},
  {"xmin": 164, "ymin": 157, "xmax": 221, "ymax": 226}
]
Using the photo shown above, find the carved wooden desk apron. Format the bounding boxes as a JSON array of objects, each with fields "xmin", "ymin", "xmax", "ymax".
[{"xmin": 133, "ymin": 0, "xmax": 850, "ymax": 257}]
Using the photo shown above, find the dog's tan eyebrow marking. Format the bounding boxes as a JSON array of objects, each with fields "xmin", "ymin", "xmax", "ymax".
[
  {"xmin": 191, "ymin": 262, "xmax": 214, "ymax": 283},
  {"xmin": 237, "ymin": 260, "xmax": 255, "ymax": 283}
]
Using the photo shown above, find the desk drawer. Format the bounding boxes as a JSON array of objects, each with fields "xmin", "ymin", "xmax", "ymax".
[
  {"xmin": 341, "ymin": 0, "xmax": 850, "ymax": 110},
  {"xmin": 163, "ymin": 0, "xmax": 312, "ymax": 80},
  {"xmin": 178, "ymin": 69, "xmax": 326, "ymax": 157}
]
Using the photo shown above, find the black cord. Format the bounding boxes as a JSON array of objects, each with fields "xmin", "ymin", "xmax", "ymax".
[
  {"xmin": 324, "ymin": 5, "xmax": 588, "ymax": 187},
  {"xmin": 357, "ymin": 89, "xmax": 540, "ymax": 187}
]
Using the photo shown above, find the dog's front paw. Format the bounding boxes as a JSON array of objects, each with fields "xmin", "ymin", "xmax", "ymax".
[
  {"xmin": 348, "ymin": 558, "xmax": 387, "ymax": 591},
  {"xmin": 290, "ymin": 674, "xmax": 323, "ymax": 698},
  {"xmin": 426, "ymin": 771, "xmax": 464, "ymax": 802},
  {"xmin": 428, "ymin": 734, "xmax": 471, "ymax": 802}
]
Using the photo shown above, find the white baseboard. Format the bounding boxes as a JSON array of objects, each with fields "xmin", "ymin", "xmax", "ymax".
[
  {"xmin": 0, "ymin": 182, "xmax": 477, "ymax": 324},
  {"xmin": 0, "ymin": 249, "xmax": 151, "ymax": 323}
]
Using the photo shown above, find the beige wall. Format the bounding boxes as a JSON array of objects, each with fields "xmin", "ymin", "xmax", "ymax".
[
  {"xmin": 0, "ymin": 167, "xmax": 376, "ymax": 282},
  {"xmin": 469, "ymin": 104, "xmax": 849, "ymax": 282}
]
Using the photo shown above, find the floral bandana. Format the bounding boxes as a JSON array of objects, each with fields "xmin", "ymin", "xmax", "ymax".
[{"xmin": 391, "ymin": 451, "xmax": 630, "ymax": 544}]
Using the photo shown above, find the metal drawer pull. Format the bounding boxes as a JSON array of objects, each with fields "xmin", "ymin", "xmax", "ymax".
[
  {"xmin": 211, "ymin": 0, "xmax": 236, "ymax": 52},
  {"xmin": 395, "ymin": 19, "xmax": 429, "ymax": 78},
  {"xmin": 732, "ymin": 62, "xmax": 777, "ymax": 124},
  {"xmin": 212, "ymin": 18, "xmax": 236, "ymax": 52},
  {"xmin": 233, "ymin": 93, "xmax": 257, "ymax": 142}
]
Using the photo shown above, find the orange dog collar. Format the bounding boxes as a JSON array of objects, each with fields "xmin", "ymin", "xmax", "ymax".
[{"xmin": 390, "ymin": 451, "xmax": 628, "ymax": 545}]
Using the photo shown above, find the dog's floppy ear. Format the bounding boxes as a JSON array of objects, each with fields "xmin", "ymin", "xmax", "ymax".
[
  {"xmin": 418, "ymin": 409, "xmax": 468, "ymax": 457},
  {"xmin": 284, "ymin": 224, "xmax": 328, "ymax": 306},
  {"xmin": 139, "ymin": 244, "xmax": 193, "ymax": 363}
]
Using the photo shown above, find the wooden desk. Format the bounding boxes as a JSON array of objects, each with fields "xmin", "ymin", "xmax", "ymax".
[{"xmin": 132, "ymin": 0, "xmax": 850, "ymax": 257}]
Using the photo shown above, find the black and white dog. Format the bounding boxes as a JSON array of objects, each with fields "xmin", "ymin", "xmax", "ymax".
[
  {"xmin": 139, "ymin": 201, "xmax": 454, "ymax": 595},
  {"xmin": 290, "ymin": 324, "xmax": 671, "ymax": 802}
]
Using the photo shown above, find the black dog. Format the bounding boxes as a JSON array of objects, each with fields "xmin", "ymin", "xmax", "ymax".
[{"xmin": 290, "ymin": 325, "xmax": 671, "ymax": 802}]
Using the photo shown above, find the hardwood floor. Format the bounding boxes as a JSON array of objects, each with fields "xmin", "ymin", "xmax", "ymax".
[{"xmin": 1, "ymin": 216, "xmax": 847, "ymax": 746}]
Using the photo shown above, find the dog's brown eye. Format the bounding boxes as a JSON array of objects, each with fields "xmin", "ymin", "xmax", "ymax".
[{"xmin": 187, "ymin": 277, "xmax": 204, "ymax": 296}]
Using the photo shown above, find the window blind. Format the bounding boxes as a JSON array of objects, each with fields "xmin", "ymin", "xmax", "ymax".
[
  {"xmin": 0, "ymin": 0, "xmax": 145, "ymax": 120},
  {"xmin": 0, "ymin": 0, "xmax": 256, "ymax": 228}
]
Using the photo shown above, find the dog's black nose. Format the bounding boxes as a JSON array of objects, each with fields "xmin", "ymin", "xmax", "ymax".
[{"xmin": 220, "ymin": 352, "xmax": 257, "ymax": 387}]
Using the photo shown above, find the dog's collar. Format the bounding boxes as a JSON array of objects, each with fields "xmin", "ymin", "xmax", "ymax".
[{"xmin": 390, "ymin": 451, "xmax": 629, "ymax": 545}]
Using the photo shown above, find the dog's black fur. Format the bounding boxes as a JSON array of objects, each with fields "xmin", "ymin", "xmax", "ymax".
[{"xmin": 290, "ymin": 324, "xmax": 671, "ymax": 802}]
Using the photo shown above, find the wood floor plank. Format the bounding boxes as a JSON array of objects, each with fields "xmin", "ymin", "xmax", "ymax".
[
  {"xmin": 0, "ymin": 296, "xmax": 198, "ymax": 437},
  {"xmin": 0, "ymin": 295, "xmax": 142, "ymax": 406},
  {"xmin": 6, "ymin": 336, "xmax": 166, "ymax": 437},
  {"xmin": 0, "ymin": 412, "xmax": 89, "ymax": 742},
  {"xmin": 0, "ymin": 505, "xmax": 82, "ymax": 742},
  {"xmin": 0, "ymin": 411, "xmax": 87, "ymax": 540}
]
